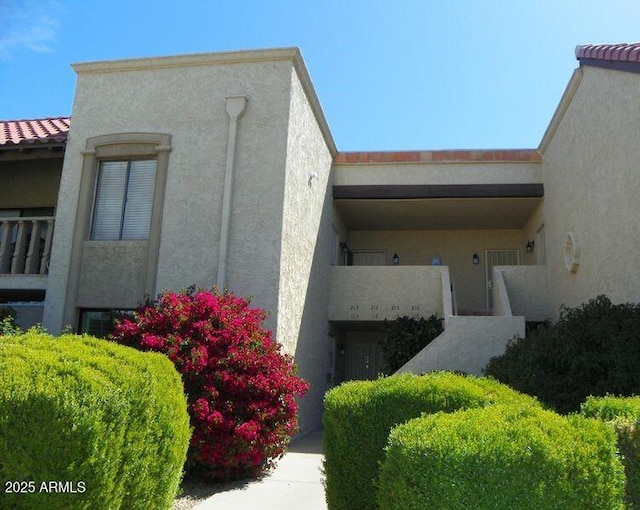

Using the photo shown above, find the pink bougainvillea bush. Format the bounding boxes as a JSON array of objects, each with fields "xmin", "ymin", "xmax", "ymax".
[{"xmin": 110, "ymin": 287, "xmax": 309, "ymax": 482}]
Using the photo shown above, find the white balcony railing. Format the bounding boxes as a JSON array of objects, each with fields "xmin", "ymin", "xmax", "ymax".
[{"xmin": 0, "ymin": 217, "xmax": 54, "ymax": 276}]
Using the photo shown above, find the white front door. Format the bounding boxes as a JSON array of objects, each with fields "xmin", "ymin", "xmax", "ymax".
[{"xmin": 485, "ymin": 249, "xmax": 520, "ymax": 310}]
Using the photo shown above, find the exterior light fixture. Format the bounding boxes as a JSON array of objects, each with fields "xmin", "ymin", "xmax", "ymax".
[
  {"xmin": 472, "ymin": 253, "xmax": 480, "ymax": 265},
  {"xmin": 526, "ymin": 240, "xmax": 535, "ymax": 253},
  {"xmin": 392, "ymin": 253, "xmax": 400, "ymax": 265}
]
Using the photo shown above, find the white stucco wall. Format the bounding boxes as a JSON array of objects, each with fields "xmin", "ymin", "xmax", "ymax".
[
  {"xmin": 491, "ymin": 268, "xmax": 512, "ymax": 317},
  {"xmin": 520, "ymin": 201, "xmax": 545, "ymax": 266},
  {"xmin": 328, "ymin": 266, "xmax": 445, "ymax": 321},
  {"xmin": 277, "ymin": 67, "xmax": 334, "ymax": 432},
  {"xmin": 44, "ymin": 50, "xmax": 301, "ymax": 332},
  {"xmin": 77, "ymin": 241, "xmax": 148, "ymax": 308},
  {"xmin": 498, "ymin": 265, "xmax": 552, "ymax": 321},
  {"xmin": 397, "ymin": 315, "xmax": 525, "ymax": 376},
  {"xmin": 541, "ymin": 65, "xmax": 640, "ymax": 316},
  {"xmin": 42, "ymin": 48, "xmax": 336, "ymax": 431}
]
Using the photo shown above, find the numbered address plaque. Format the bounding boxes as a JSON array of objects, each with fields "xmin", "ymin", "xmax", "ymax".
[{"xmin": 345, "ymin": 302, "xmax": 425, "ymax": 321}]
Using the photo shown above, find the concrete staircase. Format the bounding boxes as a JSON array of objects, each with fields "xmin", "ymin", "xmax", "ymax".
[{"xmin": 396, "ymin": 315, "xmax": 524, "ymax": 376}]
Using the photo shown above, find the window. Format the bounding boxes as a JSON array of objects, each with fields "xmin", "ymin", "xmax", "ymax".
[
  {"xmin": 91, "ymin": 159, "xmax": 157, "ymax": 240},
  {"xmin": 63, "ymin": 133, "xmax": 170, "ymax": 327},
  {"xmin": 79, "ymin": 309, "xmax": 133, "ymax": 338}
]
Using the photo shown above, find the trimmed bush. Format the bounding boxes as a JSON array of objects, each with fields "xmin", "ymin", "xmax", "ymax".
[
  {"xmin": 379, "ymin": 315, "xmax": 443, "ymax": 374},
  {"xmin": 322, "ymin": 372, "xmax": 539, "ymax": 510},
  {"xmin": 485, "ymin": 295, "xmax": 640, "ymax": 413},
  {"xmin": 0, "ymin": 307, "xmax": 19, "ymax": 336},
  {"xmin": 0, "ymin": 331, "xmax": 190, "ymax": 510},
  {"xmin": 378, "ymin": 405, "xmax": 625, "ymax": 510},
  {"xmin": 111, "ymin": 287, "xmax": 309, "ymax": 482},
  {"xmin": 582, "ymin": 395, "xmax": 640, "ymax": 508}
]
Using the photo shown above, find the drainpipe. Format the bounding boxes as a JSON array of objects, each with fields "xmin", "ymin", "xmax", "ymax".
[{"xmin": 217, "ymin": 96, "xmax": 247, "ymax": 290}]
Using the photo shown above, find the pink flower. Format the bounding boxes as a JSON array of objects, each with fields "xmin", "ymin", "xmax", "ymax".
[
  {"xmin": 109, "ymin": 287, "xmax": 308, "ymax": 482},
  {"xmin": 140, "ymin": 333, "xmax": 165, "ymax": 349}
]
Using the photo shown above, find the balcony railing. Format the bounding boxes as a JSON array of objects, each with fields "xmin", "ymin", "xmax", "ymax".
[{"xmin": 0, "ymin": 217, "xmax": 54, "ymax": 276}]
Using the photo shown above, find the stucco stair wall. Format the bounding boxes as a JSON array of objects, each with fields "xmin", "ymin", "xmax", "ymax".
[{"xmin": 396, "ymin": 315, "xmax": 525, "ymax": 376}]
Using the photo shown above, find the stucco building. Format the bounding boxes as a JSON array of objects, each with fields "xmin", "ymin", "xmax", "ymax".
[{"xmin": 2, "ymin": 43, "xmax": 639, "ymax": 431}]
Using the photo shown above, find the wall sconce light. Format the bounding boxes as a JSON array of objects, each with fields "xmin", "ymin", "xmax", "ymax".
[
  {"xmin": 526, "ymin": 240, "xmax": 535, "ymax": 253},
  {"xmin": 392, "ymin": 253, "xmax": 400, "ymax": 265},
  {"xmin": 472, "ymin": 253, "xmax": 480, "ymax": 265},
  {"xmin": 340, "ymin": 242, "xmax": 348, "ymax": 254}
]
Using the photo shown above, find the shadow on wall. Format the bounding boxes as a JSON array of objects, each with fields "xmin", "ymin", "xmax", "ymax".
[{"xmin": 292, "ymin": 173, "xmax": 334, "ymax": 434}]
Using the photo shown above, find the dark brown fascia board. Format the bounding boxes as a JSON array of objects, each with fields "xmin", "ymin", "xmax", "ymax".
[
  {"xmin": 579, "ymin": 58, "xmax": 640, "ymax": 75},
  {"xmin": 0, "ymin": 144, "xmax": 66, "ymax": 161},
  {"xmin": 333, "ymin": 183, "xmax": 544, "ymax": 200}
]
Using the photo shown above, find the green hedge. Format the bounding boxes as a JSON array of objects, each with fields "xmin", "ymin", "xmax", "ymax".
[
  {"xmin": 485, "ymin": 295, "xmax": 640, "ymax": 414},
  {"xmin": 0, "ymin": 332, "xmax": 191, "ymax": 510},
  {"xmin": 378, "ymin": 405, "xmax": 625, "ymax": 509},
  {"xmin": 322, "ymin": 372, "xmax": 539, "ymax": 510},
  {"xmin": 581, "ymin": 395, "xmax": 640, "ymax": 508}
]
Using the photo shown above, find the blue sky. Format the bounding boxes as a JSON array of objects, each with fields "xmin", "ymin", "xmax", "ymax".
[{"xmin": 1, "ymin": 0, "xmax": 639, "ymax": 151}]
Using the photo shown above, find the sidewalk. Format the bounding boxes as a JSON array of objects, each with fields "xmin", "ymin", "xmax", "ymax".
[{"xmin": 193, "ymin": 429, "xmax": 327, "ymax": 510}]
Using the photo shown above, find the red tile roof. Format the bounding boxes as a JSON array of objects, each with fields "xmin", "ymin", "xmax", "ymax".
[
  {"xmin": 0, "ymin": 117, "xmax": 70, "ymax": 147},
  {"xmin": 576, "ymin": 43, "xmax": 640, "ymax": 62},
  {"xmin": 334, "ymin": 149, "xmax": 542, "ymax": 164}
]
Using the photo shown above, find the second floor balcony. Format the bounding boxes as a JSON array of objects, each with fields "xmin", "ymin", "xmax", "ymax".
[
  {"xmin": 329, "ymin": 265, "xmax": 452, "ymax": 324},
  {"xmin": 0, "ymin": 217, "xmax": 54, "ymax": 288}
]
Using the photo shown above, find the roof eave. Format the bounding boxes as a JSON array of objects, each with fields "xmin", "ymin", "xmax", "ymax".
[{"xmin": 538, "ymin": 67, "xmax": 583, "ymax": 154}]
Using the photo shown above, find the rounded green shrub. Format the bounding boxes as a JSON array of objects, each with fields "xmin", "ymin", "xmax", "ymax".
[
  {"xmin": 582, "ymin": 395, "xmax": 640, "ymax": 508},
  {"xmin": 378, "ymin": 405, "xmax": 625, "ymax": 510},
  {"xmin": 0, "ymin": 332, "xmax": 191, "ymax": 510},
  {"xmin": 322, "ymin": 372, "xmax": 539, "ymax": 510},
  {"xmin": 485, "ymin": 295, "xmax": 640, "ymax": 413}
]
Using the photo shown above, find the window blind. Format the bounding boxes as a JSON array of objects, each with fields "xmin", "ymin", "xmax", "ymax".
[
  {"xmin": 92, "ymin": 161, "xmax": 127, "ymax": 240},
  {"xmin": 91, "ymin": 159, "xmax": 157, "ymax": 240},
  {"xmin": 122, "ymin": 160, "xmax": 156, "ymax": 239}
]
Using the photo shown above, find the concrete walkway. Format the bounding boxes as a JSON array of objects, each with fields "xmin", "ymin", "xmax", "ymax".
[{"xmin": 194, "ymin": 429, "xmax": 327, "ymax": 510}]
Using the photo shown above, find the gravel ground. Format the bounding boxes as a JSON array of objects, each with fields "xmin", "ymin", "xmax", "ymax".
[{"xmin": 173, "ymin": 476, "xmax": 251, "ymax": 510}]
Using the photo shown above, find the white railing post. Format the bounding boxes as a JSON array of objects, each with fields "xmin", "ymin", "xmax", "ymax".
[
  {"xmin": 11, "ymin": 220, "xmax": 27, "ymax": 274},
  {"xmin": 0, "ymin": 220, "xmax": 13, "ymax": 273},
  {"xmin": 40, "ymin": 219, "xmax": 54, "ymax": 275},
  {"xmin": 0, "ymin": 217, "xmax": 55, "ymax": 276},
  {"xmin": 25, "ymin": 220, "xmax": 42, "ymax": 274}
]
